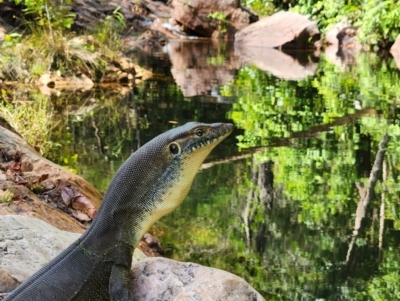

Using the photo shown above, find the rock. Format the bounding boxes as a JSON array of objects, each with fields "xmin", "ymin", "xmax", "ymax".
[
  {"xmin": 325, "ymin": 19, "xmax": 350, "ymax": 46},
  {"xmin": 235, "ymin": 11, "xmax": 320, "ymax": 49},
  {"xmin": 337, "ymin": 27, "xmax": 362, "ymax": 50},
  {"xmin": 0, "ymin": 215, "xmax": 265, "ymax": 300},
  {"xmin": 72, "ymin": 0, "xmax": 135, "ymax": 29},
  {"xmin": 0, "ymin": 124, "xmax": 102, "ymax": 231},
  {"xmin": 139, "ymin": 233, "xmax": 164, "ymax": 257},
  {"xmin": 170, "ymin": 0, "xmax": 257, "ymax": 39},
  {"xmin": 390, "ymin": 35, "xmax": 400, "ymax": 69},
  {"xmin": 0, "ymin": 215, "xmax": 81, "ymax": 292},
  {"xmin": 0, "ymin": 215, "xmax": 146, "ymax": 294},
  {"xmin": 131, "ymin": 257, "xmax": 265, "ymax": 301}
]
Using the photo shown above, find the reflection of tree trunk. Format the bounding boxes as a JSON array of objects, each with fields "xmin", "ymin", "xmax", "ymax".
[
  {"xmin": 241, "ymin": 159, "xmax": 275, "ymax": 253},
  {"xmin": 91, "ymin": 118, "xmax": 104, "ymax": 155},
  {"xmin": 258, "ymin": 161, "xmax": 274, "ymax": 210},
  {"xmin": 128, "ymin": 92, "xmax": 140, "ymax": 151},
  {"xmin": 346, "ymin": 134, "xmax": 389, "ymax": 264},
  {"xmin": 242, "ymin": 158, "xmax": 257, "ymax": 248},
  {"xmin": 379, "ymin": 159, "xmax": 387, "ymax": 251}
]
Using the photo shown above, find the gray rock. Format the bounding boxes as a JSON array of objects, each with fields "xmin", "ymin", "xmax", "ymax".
[
  {"xmin": 131, "ymin": 257, "xmax": 265, "ymax": 301},
  {"xmin": 0, "ymin": 215, "xmax": 147, "ymax": 292},
  {"xmin": 0, "ymin": 215, "xmax": 80, "ymax": 291},
  {"xmin": 1, "ymin": 215, "xmax": 265, "ymax": 300}
]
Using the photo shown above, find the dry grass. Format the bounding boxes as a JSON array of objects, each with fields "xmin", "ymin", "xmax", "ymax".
[{"xmin": 0, "ymin": 94, "xmax": 56, "ymax": 154}]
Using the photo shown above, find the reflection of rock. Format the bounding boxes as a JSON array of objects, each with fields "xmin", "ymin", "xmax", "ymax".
[
  {"xmin": 236, "ymin": 47, "xmax": 317, "ymax": 80},
  {"xmin": 390, "ymin": 35, "xmax": 400, "ymax": 70},
  {"xmin": 170, "ymin": 0, "xmax": 257, "ymax": 39},
  {"xmin": 235, "ymin": 11, "xmax": 320, "ymax": 49},
  {"xmin": 168, "ymin": 40, "xmax": 240, "ymax": 97},
  {"xmin": 131, "ymin": 257, "xmax": 265, "ymax": 301},
  {"xmin": 37, "ymin": 72, "xmax": 94, "ymax": 96},
  {"xmin": 325, "ymin": 21, "xmax": 362, "ymax": 67}
]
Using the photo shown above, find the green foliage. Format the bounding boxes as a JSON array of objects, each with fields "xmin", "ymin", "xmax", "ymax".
[
  {"xmin": 357, "ymin": 0, "xmax": 400, "ymax": 46},
  {"xmin": 0, "ymin": 189, "xmax": 14, "ymax": 203},
  {"xmin": 105, "ymin": 6, "xmax": 126, "ymax": 29},
  {"xmin": 13, "ymin": 0, "xmax": 75, "ymax": 33},
  {"xmin": 242, "ymin": 0, "xmax": 275, "ymax": 15},
  {"xmin": 243, "ymin": 0, "xmax": 400, "ymax": 46}
]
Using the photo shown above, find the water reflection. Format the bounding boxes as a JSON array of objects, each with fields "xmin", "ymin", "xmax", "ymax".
[{"xmin": 39, "ymin": 41, "xmax": 400, "ymax": 299}]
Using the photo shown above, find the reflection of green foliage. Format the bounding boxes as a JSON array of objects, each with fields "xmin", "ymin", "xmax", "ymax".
[{"xmin": 206, "ymin": 55, "xmax": 226, "ymax": 66}]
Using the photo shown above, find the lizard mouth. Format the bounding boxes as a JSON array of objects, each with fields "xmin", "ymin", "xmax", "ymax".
[{"xmin": 187, "ymin": 123, "xmax": 234, "ymax": 153}]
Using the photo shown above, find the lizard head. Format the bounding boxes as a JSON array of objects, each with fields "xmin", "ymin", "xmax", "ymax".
[
  {"xmin": 136, "ymin": 122, "xmax": 234, "ymax": 230},
  {"xmin": 98, "ymin": 122, "xmax": 234, "ymax": 244}
]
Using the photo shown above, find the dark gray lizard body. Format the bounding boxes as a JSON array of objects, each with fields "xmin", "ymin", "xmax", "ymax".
[{"xmin": 4, "ymin": 122, "xmax": 233, "ymax": 301}]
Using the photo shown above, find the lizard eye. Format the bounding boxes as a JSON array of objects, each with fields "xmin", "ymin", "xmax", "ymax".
[
  {"xmin": 194, "ymin": 128, "xmax": 204, "ymax": 137},
  {"xmin": 169, "ymin": 143, "xmax": 180, "ymax": 155}
]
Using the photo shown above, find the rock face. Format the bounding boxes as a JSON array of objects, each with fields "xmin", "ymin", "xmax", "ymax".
[
  {"xmin": 235, "ymin": 11, "xmax": 320, "ymax": 49},
  {"xmin": 131, "ymin": 257, "xmax": 265, "ymax": 301},
  {"xmin": 171, "ymin": 0, "xmax": 258, "ymax": 39}
]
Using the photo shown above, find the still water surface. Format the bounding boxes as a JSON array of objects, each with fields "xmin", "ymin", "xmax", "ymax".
[{"xmin": 48, "ymin": 41, "xmax": 400, "ymax": 300}]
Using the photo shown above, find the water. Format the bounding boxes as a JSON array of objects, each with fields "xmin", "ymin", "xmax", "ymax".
[{"xmin": 44, "ymin": 41, "xmax": 400, "ymax": 300}]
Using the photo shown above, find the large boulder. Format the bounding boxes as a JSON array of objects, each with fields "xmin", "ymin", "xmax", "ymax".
[
  {"xmin": 0, "ymin": 215, "xmax": 265, "ymax": 300},
  {"xmin": 170, "ymin": 0, "xmax": 258, "ymax": 39},
  {"xmin": 235, "ymin": 11, "xmax": 320, "ymax": 49}
]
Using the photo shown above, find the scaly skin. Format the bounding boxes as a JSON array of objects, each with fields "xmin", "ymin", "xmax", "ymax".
[{"xmin": 4, "ymin": 122, "xmax": 234, "ymax": 301}]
